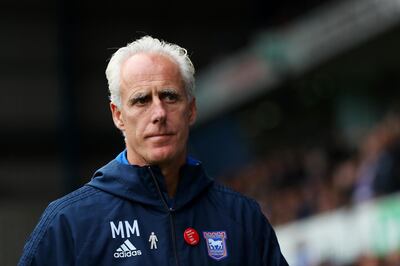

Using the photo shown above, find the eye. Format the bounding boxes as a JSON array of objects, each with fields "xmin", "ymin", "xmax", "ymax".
[
  {"xmin": 129, "ymin": 94, "xmax": 151, "ymax": 106},
  {"xmin": 160, "ymin": 90, "xmax": 180, "ymax": 103}
]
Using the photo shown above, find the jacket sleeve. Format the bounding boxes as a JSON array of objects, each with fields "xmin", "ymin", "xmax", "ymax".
[
  {"xmin": 18, "ymin": 202, "xmax": 75, "ymax": 266},
  {"xmin": 261, "ymin": 220, "xmax": 289, "ymax": 266},
  {"xmin": 251, "ymin": 202, "xmax": 288, "ymax": 266}
]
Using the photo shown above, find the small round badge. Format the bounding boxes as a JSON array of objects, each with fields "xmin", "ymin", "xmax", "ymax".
[{"xmin": 183, "ymin": 227, "xmax": 200, "ymax": 246}]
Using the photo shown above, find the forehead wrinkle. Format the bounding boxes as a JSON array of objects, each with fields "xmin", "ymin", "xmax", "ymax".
[
  {"xmin": 122, "ymin": 74, "xmax": 184, "ymax": 93},
  {"xmin": 124, "ymin": 73, "xmax": 180, "ymax": 84},
  {"xmin": 124, "ymin": 81, "xmax": 182, "ymax": 100},
  {"xmin": 124, "ymin": 78, "xmax": 182, "ymax": 93}
]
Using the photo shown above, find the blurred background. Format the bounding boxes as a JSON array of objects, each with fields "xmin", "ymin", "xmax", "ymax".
[{"xmin": 2, "ymin": 0, "xmax": 400, "ymax": 265}]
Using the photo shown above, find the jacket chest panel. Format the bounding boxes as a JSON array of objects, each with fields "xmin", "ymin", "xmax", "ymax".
[{"xmin": 75, "ymin": 206, "xmax": 173, "ymax": 265}]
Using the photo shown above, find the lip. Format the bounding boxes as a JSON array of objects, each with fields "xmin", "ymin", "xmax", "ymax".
[{"xmin": 145, "ymin": 133, "xmax": 175, "ymax": 139}]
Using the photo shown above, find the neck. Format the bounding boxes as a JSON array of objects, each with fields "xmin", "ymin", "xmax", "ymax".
[
  {"xmin": 156, "ymin": 154, "xmax": 186, "ymax": 197},
  {"xmin": 158, "ymin": 163, "xmax": 180, "ymax": 197}
]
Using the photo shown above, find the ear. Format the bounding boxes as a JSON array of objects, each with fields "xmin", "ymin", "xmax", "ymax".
[
  {"xmin": 188, "ymin": 98, "xmax": 197, "ymax": 126},
  {"xmin": 110, "ymin": 102, "xmax": 125, "ymax": 131}
]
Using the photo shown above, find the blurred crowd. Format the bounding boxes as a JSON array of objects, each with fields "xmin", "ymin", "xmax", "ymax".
[
  {"xmin": 318, "ymin": 250, "xmax": 400, "ymax": 266},
  {"xmin": 220, "ymin": 111, "xmax": 400, "ymax": 265},
  {"xmin": 222, "ymin": 111, "xmax": 400, "ymax": 225}
]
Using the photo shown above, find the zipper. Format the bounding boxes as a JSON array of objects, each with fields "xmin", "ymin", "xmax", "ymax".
[{"xmin": 148, "ymin": 166, "xmax": 180, "ymax": 266}]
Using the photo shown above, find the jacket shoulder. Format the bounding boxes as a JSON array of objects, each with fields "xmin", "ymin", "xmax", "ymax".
[
  {"xmin": 46, "ymin": 185, "xmax": 101, "ymax": 216},
  {"xmin": 207, "ymin": 182, "xmax": 268, "ymax": 229},
  {"xmin": 209, "ymin": 182, "xmax": 261, "ymax": 210}
]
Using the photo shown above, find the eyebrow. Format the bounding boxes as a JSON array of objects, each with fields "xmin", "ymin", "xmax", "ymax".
[
  {"xmin": 159, "ymin": 88, "xmax": 179, "ymax": 94},
  {"xmin": 159, "ymin": 88, "xmax": 183, "ymax": 101},
  {"xmin": 127, "ymin": 87, "xmax": 182, "ymax": 105},
  {"xmin": 131, "ymin": 91, "xmax": 150, "ymax": 98},
  {"xmin": 128, "ymin": 91, "xmax": 151, "ymax": 104}
]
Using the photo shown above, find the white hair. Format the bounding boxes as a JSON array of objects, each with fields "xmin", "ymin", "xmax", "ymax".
[{"xmin": 105, "ymin": 35, "xmax": 195, "ymax": 108}]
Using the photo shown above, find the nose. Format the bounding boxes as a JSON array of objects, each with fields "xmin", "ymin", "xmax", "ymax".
[{"xmin": 150, "ymin": 99, "xmax": 167, "ymax": 124}]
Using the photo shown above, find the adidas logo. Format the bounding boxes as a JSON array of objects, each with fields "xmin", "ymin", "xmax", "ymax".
[{"xmin": 113, "ymin": 239, "xmax": 142, "ymax": 258}]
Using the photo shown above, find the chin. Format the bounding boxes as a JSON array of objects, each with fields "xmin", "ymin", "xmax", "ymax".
[{"xmin": 147, "ymin": 148, "xmax": 182, "ymax": 165}]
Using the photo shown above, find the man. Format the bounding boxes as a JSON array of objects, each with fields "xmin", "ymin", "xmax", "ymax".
[{"xmin": 19, "ymin": 36, "xmax": 288, "ymax": 265}]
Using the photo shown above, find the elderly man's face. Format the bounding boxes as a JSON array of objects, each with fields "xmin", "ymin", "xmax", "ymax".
[{"xmin": 111, "ymin": 53, "xmax": 196, "ymax": 167}]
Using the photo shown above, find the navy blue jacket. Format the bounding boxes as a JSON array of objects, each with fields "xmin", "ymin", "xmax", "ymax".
[{"xmin": 19, "ymin": 157, "xmax": 288, "ymax": 266}]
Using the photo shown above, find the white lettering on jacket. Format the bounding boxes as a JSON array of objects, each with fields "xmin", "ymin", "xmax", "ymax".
[{"xmin": 110, "ymin": 220, "xmax": 140, "ymax": 238}]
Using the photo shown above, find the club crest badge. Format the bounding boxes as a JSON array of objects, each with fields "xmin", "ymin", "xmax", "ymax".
[{"xmin": 203, "ymin": 231, "xmax": 228, "ymax": 261}]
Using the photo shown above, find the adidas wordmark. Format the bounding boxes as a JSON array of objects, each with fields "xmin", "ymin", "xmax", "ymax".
[{"xmin": 114, "ymin": 239, "xmax": 142, "ymax": 258}]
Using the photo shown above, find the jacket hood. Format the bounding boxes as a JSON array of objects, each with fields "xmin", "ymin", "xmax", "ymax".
[{"xmin": 87, "ymin": 159, "xmax": 214, "ymax": 212}]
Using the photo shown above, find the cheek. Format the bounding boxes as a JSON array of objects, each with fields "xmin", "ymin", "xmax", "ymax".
[
  {"xmin": 177, "ymin": 105, "xmax": 192, "ymax": 121},
  {"xmin": 122, "ymin": 112, "xmax": 143, "ymax": 136},
  {"xmin": 175, "ymin": 113, "xmax": 191, "ymax": 137},
  {"xmin": 173, "ymin": 111, "xmax": 190, "ymax": 129}
]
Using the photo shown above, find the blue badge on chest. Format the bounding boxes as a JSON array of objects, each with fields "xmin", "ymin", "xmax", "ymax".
[{"xmin": 203, "ymin": 231, "xmax": 228, "ymax": 261}]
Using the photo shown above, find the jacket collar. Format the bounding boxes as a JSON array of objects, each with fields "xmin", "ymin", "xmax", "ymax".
[{"xmin": 88, "ymin": 157, "xmax": 213, "ymax": 212}]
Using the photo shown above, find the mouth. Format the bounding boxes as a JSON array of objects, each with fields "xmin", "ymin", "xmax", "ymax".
[{"xmin": 145, "ymin": 133, "xmax": 175, "ymax": 139}]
